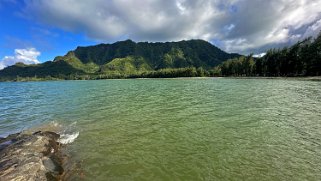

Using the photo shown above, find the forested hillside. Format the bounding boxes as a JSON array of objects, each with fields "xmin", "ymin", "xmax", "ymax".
[
  {"xmin": 1, "ymin": 33, "xmax": 321, "ymax": 81},
  {"xmin": 214, "ymin": 33, "xmax": 321, "ymax": 76},
  {"xmin": 0, "ymin": 39, "xmax": 240, "ymax": 80}
]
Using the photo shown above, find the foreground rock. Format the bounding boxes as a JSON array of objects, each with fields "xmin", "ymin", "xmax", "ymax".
[{"xmin": 0, "ymin": 131, "xmax": 65, "ymax": 180}]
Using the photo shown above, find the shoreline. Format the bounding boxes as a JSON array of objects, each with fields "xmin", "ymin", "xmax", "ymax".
[
  {"xmin": 222, "ymin": 76, "xmax": 321, "ymax": 81},
  {"xmin": 1, "ymin": 76, "xmax": 321, "ymax": 83}
]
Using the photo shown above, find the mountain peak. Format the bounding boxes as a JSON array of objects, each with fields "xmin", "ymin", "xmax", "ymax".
[{"xmin": 0, "ymin": 39, "xmax": 241, "ymax": 80}]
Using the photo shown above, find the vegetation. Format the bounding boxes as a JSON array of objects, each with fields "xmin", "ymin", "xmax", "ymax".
[
  {"xmin": 0, "ymin": 39, "xmax": 239, "ymax": 81},
  {"xmin": 70, "ymin": 39, "xmax": 239, "ymax": 68},
  {"xmin": 215, "ymin": 33, "xmax": 321, "ymax": 77},
  {"xmin": 1, "ymin": 34, "xmax": 321, "ymax": 81}
]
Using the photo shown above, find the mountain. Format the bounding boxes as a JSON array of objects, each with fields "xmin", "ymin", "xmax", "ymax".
[{"xmin": 0, "ymin": 39, "xmax": 240, "ymax": 80}]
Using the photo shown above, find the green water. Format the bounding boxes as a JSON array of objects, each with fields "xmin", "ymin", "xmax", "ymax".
[{"xmin": 1, "ymin": 78, "xmax": 321, "ymax": 180}]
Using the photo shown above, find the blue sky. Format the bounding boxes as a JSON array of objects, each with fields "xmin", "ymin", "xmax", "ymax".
[
  {"xmin": 1, "ymin": 0, "xmax": 321, "ymax": 69},
  {"xmin": 0, "ymin": 1, "xmax": 96, "ymax": 63}
]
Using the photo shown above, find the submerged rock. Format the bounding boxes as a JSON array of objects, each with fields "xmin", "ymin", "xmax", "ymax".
[{"xmin": 0, "ymin": 131, "xmax": 65, "ymax": 180}]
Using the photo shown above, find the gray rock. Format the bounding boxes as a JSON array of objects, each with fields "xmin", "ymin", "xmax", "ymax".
[{"xmin": 0, "ymin": 131, "xmax": 65, "ymax": 181}]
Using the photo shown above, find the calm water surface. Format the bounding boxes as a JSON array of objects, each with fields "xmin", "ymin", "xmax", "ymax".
[{"xmin": 1, "ymin": 78, "xmax": 321, "ymax": 180}]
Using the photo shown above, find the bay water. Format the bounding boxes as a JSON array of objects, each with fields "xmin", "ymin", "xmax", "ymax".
[{"xmin": 1, "ymin": 78, "xmax": 321, "ymax": 180}]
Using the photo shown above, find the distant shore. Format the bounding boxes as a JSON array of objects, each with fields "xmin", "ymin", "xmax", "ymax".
[
  {"xmin": 1, "ymin": 76, "xmax": 321, "ymax": 82},
  {"xmin": 223, "ymin": 76, "xmax": 321, "ymax": 81}
]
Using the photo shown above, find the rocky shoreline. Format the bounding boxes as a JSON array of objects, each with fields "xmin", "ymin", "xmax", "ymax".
[{"xmin": 0, "ymin": 131, "xmax": 66, "ymax": 180}]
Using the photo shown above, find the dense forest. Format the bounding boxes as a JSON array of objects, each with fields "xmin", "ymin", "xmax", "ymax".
[
  {"xmin": 0, "ymin": 39, "xmax": 239, "ymax": 81},
  {"xmin": 215, "ymin": 33, "xmax": 321, "ymax": 76},
  {"xmin": 0, "ymin": 33, "xmax": 321, "ymax": 81}
]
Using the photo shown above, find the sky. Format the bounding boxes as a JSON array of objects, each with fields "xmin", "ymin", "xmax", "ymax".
[{"xmin": 1, "ymin": 0, "xmax": 321, "ymax": 69}]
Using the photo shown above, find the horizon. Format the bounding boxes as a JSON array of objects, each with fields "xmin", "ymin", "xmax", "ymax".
[{"xmin": 0, "ymin": 0, "xmax": 321, "ymax": 69}]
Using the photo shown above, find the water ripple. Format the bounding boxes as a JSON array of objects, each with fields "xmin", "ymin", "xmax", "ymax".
[{"xmin": 1, "ymin": 78, "xmax": 321, "ymax": 180}]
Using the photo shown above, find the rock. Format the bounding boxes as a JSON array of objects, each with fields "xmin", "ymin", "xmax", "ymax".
[{"xmin": 0, "ymin": 131, "xmax": 65, "ymax": 181}]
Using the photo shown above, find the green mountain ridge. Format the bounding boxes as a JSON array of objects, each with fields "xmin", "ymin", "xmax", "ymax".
[{"xmin": 0, "ymin": 39, "xmax": 241, "ymax": 80}]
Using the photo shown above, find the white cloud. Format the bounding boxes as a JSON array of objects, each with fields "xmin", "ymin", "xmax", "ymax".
[
  {"xmin": 253, "ymin": 53, "xmax": 266, "ymax": 58},
  {"xmin": 22, "ymin": 0, "xmax": 321, "ymax": 54},
  {"xmin": 0, "ymin": 48, "xmax": 40, "ymax": 70}
]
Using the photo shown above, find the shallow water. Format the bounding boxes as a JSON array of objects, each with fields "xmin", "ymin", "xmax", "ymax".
[{"xmin": 1, "ymin": 78, "xmax": 321, "ymax": 180}]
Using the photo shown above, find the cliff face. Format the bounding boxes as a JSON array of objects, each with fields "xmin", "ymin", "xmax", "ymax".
[{"xmin": 63, "ymin": 39, "xmax": 240, "ymax": 68}]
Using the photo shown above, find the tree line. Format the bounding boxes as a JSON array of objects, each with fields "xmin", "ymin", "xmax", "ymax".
[{"xmin": 214, "ymin": 32, "xmax": 321, "ymax": 76}]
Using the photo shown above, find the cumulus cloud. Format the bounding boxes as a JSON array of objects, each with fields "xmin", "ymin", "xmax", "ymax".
[
  {"xmin": 22, "ymin": 0, "xmax": 321, "ymax": 54},
  {"xmin": 0, "ymin": 48, "xmax": 40, "ymax": 70},
  {"xmin": 253, "ymin": 53, "xmax": 266, "ymax": 58}
]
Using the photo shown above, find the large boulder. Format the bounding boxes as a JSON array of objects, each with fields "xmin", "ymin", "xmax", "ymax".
[{"xmin": 0, "ymin": 131, "xmax": 65, "ymax": 181}]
